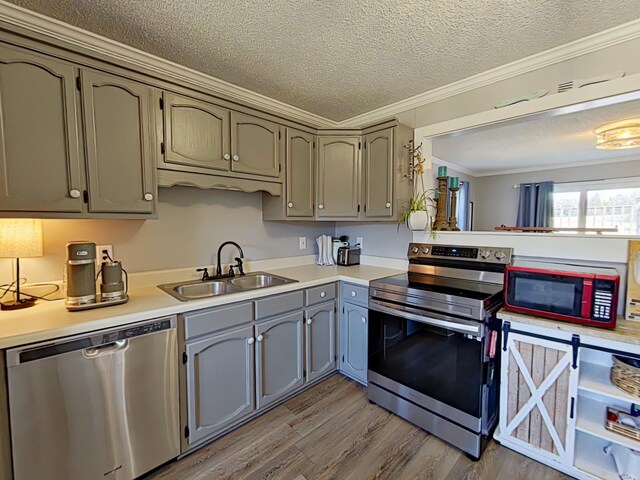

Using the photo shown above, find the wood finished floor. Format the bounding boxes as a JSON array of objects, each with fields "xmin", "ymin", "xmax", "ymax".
[{"xmin": 148, "ymin": 375, "xmax": 571, "ymax": 480}]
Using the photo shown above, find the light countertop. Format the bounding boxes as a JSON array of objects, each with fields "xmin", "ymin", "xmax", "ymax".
[
  {"xmin": 0, "ymin": 264, "xmax": 402, "ymax": 349},
  {"xmin": 498, "ymin": 309, "xmax": 640, "ymax": 347}
]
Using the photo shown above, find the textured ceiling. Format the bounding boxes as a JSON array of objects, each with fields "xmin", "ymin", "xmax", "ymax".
[
  {"xmin": 7, "ymin": 0, "xmax": 640, "ymax": 121},
  {"xmin": 432, "ymin": 98, "xmax": 640, "ymax": 174}
]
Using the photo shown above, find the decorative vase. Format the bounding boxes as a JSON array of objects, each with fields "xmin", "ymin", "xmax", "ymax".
[{"xmin": 407, "ymin": 211, "xmax": 429, "ymax": 231}]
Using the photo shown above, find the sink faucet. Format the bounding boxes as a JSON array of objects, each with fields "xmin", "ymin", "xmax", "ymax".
[{"xmin": 216, "ymin": 241, "xmax": 245, "ymax": 277}]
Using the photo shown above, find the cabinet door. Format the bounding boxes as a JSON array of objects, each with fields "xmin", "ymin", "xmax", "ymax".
[
  {"xmin": 230, "ymin": 111, "xmax": 281, "ymax": 178},
  {"xmin": 306, "ymin": 301, "xmax": 337, "ymax": 383},
  {"xmin": 81, "ymin": 70, "xmax": 155, "ymax": 214},
  {"xmin": 0, "ymin": 45, "xmax": 83, "ymax": 213},
  {"xmin": 316, "ymin": 136, "xmax": 360, "ymax": 219},
  {"xmin": 499, "ymin": 330, "xmax": 578, "ymax": 466},
  {"xmin": 340, "ymin": 302, "xmax": 368, "ymax": 384},
  {"xmin": 255, "ymin": 311, "xmax": 304, "ymax": 409},
  {"xmin": 162, "ymin": 92, "xmax": 230, "ymax": 172},
  {"xmin": 286, "ymin": 128, "xmax": 314, "ymax": 217},
  {"xmin": 185, "ymin": 325, "xmax": 255, "ymax": 446},
  {"xmin": 364, "ymin": 128, "xmax": 393, "ymax": 218}
]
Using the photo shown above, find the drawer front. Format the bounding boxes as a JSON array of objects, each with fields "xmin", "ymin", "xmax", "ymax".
[
  {"xmin": 255, "ymin": 290, "xmax": 304, "ymax": 321},
  {"xmin": 306, "ymin": 283, "xmax": 337, "ymax": 306},
  {"xmin": 342, "ymin": 283, "xmax": 368, "ymax": 307},
  {"xmin": 183, "ymin": 302, "xmax": 253, "ymax": 340}
]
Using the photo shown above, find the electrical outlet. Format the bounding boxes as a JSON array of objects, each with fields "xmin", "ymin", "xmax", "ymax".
[
  {"xmin": 298, "ymin": 236, "xmax": 307, "ymax": 250},
  {"xmin": 96, "ymin": 245, "xmax": 113, "ymax": 266},
  {"xmin": 356, "ymin": 237, "xmax": 363, "ymax": 250}
]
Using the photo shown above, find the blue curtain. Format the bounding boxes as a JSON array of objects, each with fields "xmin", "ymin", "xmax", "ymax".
[{"xmin": 516, "ymin": 181, "xmax": 554, "ymax": 227}]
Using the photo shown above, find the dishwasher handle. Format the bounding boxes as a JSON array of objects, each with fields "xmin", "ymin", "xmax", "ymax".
[{"xmin": 7, "ymin": 317, "xmax": 176, "ymax": 367}]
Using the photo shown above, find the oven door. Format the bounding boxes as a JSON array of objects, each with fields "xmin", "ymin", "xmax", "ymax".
[
  {"xmin": 505, "ymin": 268, "xmax": 586, "ymax": 319},
  {"xmin": 368, "ymin": 300, "xmax": 488, "ymax": 428}
]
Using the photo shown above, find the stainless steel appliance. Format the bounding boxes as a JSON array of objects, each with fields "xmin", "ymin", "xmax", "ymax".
[
  {"xmin": 65, "ymin": 241, "xmax": 129, "ymax": 311},
  {"xmin": 337, "ymin": 245, "xmax": 360, "ymax": 266},
  {"xmin": 504, "ymin": 261, "xmax": 619, "ymax": 329},
  {"xmin": 7, "ymin": 317, "xmax": 180, "ymax": 480},
  {"xmin": 368, "ymin": 243, "xmax": 513, "ymax": 459}
]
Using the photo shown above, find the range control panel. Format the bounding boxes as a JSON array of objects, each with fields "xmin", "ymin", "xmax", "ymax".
[{"xmin": 407, "ymin": 243, "xmax": 513, "ymax": 264}]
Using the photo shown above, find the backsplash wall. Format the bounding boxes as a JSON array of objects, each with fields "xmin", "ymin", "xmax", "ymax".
[{"xmin": 0, "ymin": 187, "xmax": 333, "ymax": 284}]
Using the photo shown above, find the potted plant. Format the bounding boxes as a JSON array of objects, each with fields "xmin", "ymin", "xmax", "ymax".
[{"xmin": 398, "ymin": 143, "xmax": 437, "ymax": 232}]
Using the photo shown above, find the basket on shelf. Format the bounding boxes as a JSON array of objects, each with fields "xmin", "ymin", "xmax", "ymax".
[
  {"xmin": 606, "ymin": 407, "xmax": 640, "ymax": 442},
  {"xmin": 610, "ymin": 355, "xmax": 640, "ymax": 399}
]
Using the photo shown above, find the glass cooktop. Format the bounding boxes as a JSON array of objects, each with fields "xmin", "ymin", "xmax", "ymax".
[{"xmin": 371, "ymin": 273, "xmax": 503, "ymax": 301}]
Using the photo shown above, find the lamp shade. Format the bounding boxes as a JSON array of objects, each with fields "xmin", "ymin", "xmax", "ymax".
[{"xmin": 0, "ymin": 219, "xmax": 43, "ymax": 258}]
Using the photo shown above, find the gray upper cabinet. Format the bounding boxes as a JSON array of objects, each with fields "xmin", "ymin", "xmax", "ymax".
[
  {"xmin": 231, "ymin": 111, "xmax": 281, "ymax": 178},
  {"xmin": 286, "ymin": 129, "xmax": 315, "ymax": 217},
  {"xmin": 340, "ymin": 302, "xmax": 368, "ymax": 385},
  {"xmin": 162, "ymin": 92, "xmax": 230, "ymax": 172},
  {"xmin": 255, "ymin": 310, "xmax": 304, "ymax": 409},
  {"xmin": 0, "ymin": 45, "xmax": 83, "ymax": 213},
  {"xmin": 316, "ymin": 136, "xmax": 360, "ymax": 219},
  {"xmin": 185, "ymin": 324, "xmax": 255, "ymax": 446},
  {"xmin": 305, "ymin": 301, "xmax": 337, "ymax": 383},
  {"xmin": 364, "ymin": 128, "xmax": 394, "ymax": 218},
  {"xmin": 81, "ymin": 69, "xmax": 156, "ymax": 214}
]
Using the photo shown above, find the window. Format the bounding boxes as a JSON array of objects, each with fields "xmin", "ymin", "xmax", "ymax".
[{"xmin": 552, "ymin": 178, "xmax": 640, "ymax": 234}]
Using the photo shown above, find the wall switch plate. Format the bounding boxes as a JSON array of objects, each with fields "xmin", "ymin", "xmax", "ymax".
[
  {"xmin": 356, "ymin": 237, "xmax": 363, "ymax": 250},
  {"xmin": 96, "ymin": 245, "xmax": 113, "ymax": 265},
  {"xmin": 299, "ymin": 237, "xmax": 307, "ymax": 250}
]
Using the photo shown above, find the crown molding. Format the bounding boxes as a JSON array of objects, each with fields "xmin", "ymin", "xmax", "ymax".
[
  {"xmin": 430, "ymin": 156, "xmax": 476, "ymax": 177},
  {"xmin": 1, "ymin": 1, "xmax": 639, "ymax": 130},
  {"xmin": 0, "ymin": 1, "xmax": 339, "ymax": 129},
  {"xmin": 337, "ymin": 18, "xmax": 640, "ymax": 128}
]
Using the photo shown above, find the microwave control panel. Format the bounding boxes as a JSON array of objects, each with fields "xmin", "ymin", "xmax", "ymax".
[{"xmin": 592, "ymin": 278, "xmax": 617, "ymax": 321}]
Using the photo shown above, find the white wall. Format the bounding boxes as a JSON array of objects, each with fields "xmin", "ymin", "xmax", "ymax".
[
  {"xmin": 473, "ymin": 159, "xmax": 640, "ymax": 231},
  {"xmin": 334, "ymin": 223, "xmax": 411, "ymax": 259},
  {"xmin": 0, "ymin": 187, "xmax": 334, "ymax": 284}
]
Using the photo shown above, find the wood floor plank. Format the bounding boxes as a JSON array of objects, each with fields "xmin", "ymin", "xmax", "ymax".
[{"xmin": 148, "ymin": 376, "xmax": 573, "ymax": 480}]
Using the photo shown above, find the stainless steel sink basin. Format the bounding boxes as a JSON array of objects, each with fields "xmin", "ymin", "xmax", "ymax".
[
  {"xmin": 229, "ymin": 273, "xmax": 292, "ymax": 289},
  {"xmin": 158, "ymin": 272, "xmax": 297, "ymax": 301}
]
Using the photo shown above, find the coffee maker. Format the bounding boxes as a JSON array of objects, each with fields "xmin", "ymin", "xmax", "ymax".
[{"xmin": 65, "ymin": 241, "xmax": 128, "ymax": 311}]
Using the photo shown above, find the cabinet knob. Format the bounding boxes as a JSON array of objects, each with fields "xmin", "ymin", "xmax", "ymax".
[
  {"xmin": 144, "ymin": 193, "xmax": 154, "ymax": 201},
  {"xmin": 257, "ymin": 334, "xmax": 264, "ymax": 342},
  {"xmin": 247, "ymin": 337, "xmax": 255, "ymax": 345},
  {"xmin": 318, "ymin": 204, "xmax": 324, "ymax": 210},
  {"xmin": 288, "ymin": 202, "xmax": 294, "ymax": 208},
  {"xmin": 320, "ymin": 291, "xmax": 326, "ymax": 298},
  {"xmin": 69, "ymin": 189, "xmax": 81, "ymax": 199},
  {"xmin": 362, "ymin": 317, "xmax": 367, "ymax": 324},
  {"xmin": 351, "ymin": 291, "xmax": 357, "ymax": 297},
  {"xmin": 306, "ymin": 319, "xmax": 312, "ymax": 325},
  {"xmin": 223, "ymin": 153, "xmax": 231, "ymax": 160},
  {"xmin": 232, "ymin": 154, "xmax": 239, "ymax": 161},
  {"xmin": 385, "ymin": 202, "xmax": 391, "ymax": 208}
]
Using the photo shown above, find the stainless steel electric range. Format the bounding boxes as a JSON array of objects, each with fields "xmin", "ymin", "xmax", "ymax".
[{"xmin": 367, "ymin": 243, "xmax": 513, "ymax": 459}]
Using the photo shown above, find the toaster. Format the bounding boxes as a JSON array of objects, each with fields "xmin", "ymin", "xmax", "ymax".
[{"xmin": 337, "ymin": 245, "xmax": 360, "ymax": 266}]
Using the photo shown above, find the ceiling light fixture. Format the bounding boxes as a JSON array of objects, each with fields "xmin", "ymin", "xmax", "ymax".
[{"xmin": 595, "ymin": 119, "xmax": 640, "ymax": 150}]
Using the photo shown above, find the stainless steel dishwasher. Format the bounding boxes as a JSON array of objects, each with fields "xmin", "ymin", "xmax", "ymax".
[{"xmin": 6, "ymin": 316, "xmax": 180, "ymax": 480}]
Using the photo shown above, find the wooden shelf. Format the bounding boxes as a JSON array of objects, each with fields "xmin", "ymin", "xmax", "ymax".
[
  {"xmin": 578, "ymin": 361, "xmax": 640, "ymax": 404},
  {"xmin": 576, "ymin": 395, "xmax": 640, "ymax": 452},
  {"xmin": 573, "ymin": 431, "xmax": 620, "ymax": 480}
]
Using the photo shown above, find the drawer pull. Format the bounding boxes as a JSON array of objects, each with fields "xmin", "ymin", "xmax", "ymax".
[
  {"xmin": 320, "ymin": 291, "xmax": 326, "ymax": 298},
  {"xmin": 351, "ymin": 291, "xmax": 357, "ymax": 297}
]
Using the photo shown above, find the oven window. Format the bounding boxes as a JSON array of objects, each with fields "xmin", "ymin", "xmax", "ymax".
[
  {"xmin": 368, "ymin": 309, "xmax": 483, "ymax": 418},
  {"xmin": 507, "ymin": 271, "xmax": 583, "ymax": 316}
]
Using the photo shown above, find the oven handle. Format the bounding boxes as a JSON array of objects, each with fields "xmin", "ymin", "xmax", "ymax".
[{"xmin": 369, "ymin": 300, "xmax": 482, "ymax": 337}]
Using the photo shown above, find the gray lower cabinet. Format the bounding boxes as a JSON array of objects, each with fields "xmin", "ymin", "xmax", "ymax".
[
  {"xmin": 316, "ymin": 136, "xmax": 361, "ymax": 219},
  {"xmin": 81, "ymin": 69, "xmax": 156, "ymax": 214},
  {"xmin": 340, "ymin": 302, "xmax": 368, "ymax": 384},
  {"xmin": 185, "ymin": 324, "xmax": 255, "ymax": 446},
  {"xmin": 255, "ymin": 310, "xmax": 305, "ymax": 409},
  {"xmin": 305, "ymin": 301, "xmax": 337, "ymax": 382},
  {"xmin": 0, "ymin": 45, "xmax": 83, "ymax": 213}
]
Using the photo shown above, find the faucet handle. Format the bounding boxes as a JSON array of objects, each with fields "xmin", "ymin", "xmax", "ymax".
[
  {"xmin": 234, "ymin": 257, "xmax": 245, "ymax": 276},
  {"xmin": 196, "ymin": 267, "xmax": 210, "ymax": 281}
]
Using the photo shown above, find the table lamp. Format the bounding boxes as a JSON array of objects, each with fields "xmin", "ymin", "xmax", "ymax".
[{"xmin": 0, "ymin": 219, "xmax": 43, "ymax": 310}]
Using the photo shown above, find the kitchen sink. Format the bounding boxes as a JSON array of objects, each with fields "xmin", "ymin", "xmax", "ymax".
[{"xmin": 158, "ymin": 272, "xmax": 297, "ymax": 301}]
